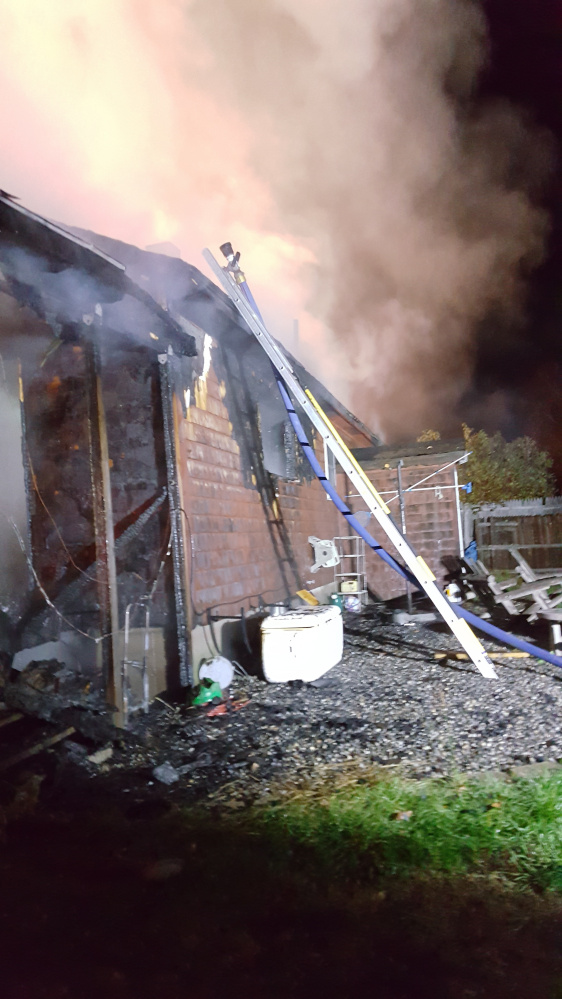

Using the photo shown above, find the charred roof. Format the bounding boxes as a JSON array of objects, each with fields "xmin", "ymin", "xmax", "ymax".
[
  {"xmin": 0, "ymin": 195, "xmax": 196, "ymax": 357},
  {"xmin": 353, "ymin": 439, "xmax": 468, "ymax": 468},
  {"xmin": 71, "ymin": 226, "xmax": 379, "ymax": 448}
]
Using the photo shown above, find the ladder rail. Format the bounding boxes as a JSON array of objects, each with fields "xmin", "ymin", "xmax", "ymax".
[
  {"xmin": 203, "ymin": 250, "xmax": 397, "ymax": 518},
  {"xmin": 203, "ymin": 248, "xmax": 497, "ymax": 679}
]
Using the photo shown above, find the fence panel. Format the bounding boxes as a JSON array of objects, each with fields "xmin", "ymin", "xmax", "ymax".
[{"xmin": 473, "ymin": 500, "xmax": 562, "ymax": 573}]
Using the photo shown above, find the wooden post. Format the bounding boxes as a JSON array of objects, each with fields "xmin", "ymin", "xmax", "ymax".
[
  {"xmin": 84, "ymin": 337, "xmax": 122, "ymax": 725},
  {"xmin": 453, "ymin": 463, "xmax": 464, "ymax": 557},
  {"xmin": 17, "ymin": 363, "xmax": 35, "ymax": 568},
  {"xmin": 159, "ymin": 348, "xmax": 192, "ymax": 688},
  {"xmin": 397, "ymin": 460, "xmax": 413, "ymax": 615},
  {"xmin": 173, "ymin": 389, "xmax": 194, "ymax": 660}
]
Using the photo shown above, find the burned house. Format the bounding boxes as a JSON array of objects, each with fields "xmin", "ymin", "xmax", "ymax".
[{"xmin": 0, "ymin": 194, "xmax": 378, "ymax": 727}]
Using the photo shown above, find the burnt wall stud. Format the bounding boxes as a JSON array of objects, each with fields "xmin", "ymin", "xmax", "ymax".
[
  {"xmin": 84, "ymin": 335, "xmax": 123, "ymax": 724},
  {"xmin": 159, "ymin": 348, "xmax": 192, "ymax": 688},
  {"xmin": 17, "ymin": 363, "xmax": 35, "ymax": 574}
]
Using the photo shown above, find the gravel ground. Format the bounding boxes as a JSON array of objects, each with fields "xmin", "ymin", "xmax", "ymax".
[{"xmin": 60, "ymin": 605, "xmax": 562, "ymax": 806}]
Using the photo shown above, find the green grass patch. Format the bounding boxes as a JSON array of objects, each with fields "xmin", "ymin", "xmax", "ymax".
[
  {"xmin": 4, "ymin": 786, "xmax": 562, "ymax": 999},
  {"xmin": 252, "ymin": 772, "xmax": 562, "ymax": 891}
]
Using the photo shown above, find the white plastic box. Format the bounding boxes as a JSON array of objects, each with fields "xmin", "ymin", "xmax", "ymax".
[{"xmin": 260, "ymin": 605, "xmax": 343, "ymax": 683}]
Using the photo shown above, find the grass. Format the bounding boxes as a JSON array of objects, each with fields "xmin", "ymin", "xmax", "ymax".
[
  {"xmin": 2, "ymin": 770, "xmax": 562, "ymax": 997},
  {"xmin": 252, "ymin": 770, "xmax": 562, "ymax": 891}
]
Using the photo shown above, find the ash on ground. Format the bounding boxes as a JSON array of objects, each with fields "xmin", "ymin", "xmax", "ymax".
[{"xmin": 59, "ymin": 607, "xmax": 562, "ymax": 807}]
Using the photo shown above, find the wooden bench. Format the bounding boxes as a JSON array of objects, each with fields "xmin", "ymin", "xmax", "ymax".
[{"xmin": 442, "ymin": 549, "xmax": 562, "ymax": 653}]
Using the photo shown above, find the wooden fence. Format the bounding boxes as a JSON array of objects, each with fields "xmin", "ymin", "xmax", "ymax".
[{"xmin": 471, "ymin": 499, "xmax": 562, "ymax": 573}]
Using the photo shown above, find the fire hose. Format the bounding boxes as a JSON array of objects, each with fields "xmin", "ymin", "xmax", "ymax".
[{"xmin": 237, "ymin": 281, "xmax": 562, "ymax": 671}]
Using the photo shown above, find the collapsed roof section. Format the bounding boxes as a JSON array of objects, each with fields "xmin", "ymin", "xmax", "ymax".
[
  {"xmin": 71, "ymin": 226, "xmax": 380, "ymax": 450},
  {"xmin": 0, "ymin": 195, "xmax": 196, "ymax": 357}
]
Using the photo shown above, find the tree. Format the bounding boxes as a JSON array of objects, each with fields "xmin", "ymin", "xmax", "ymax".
[
  {"xmin": 416, "ymin": 429, "xmax": 441, "ymax": 442},
  {"xmin": 459, "ymin": 425, "xmax": 555, "ymax": 504}
]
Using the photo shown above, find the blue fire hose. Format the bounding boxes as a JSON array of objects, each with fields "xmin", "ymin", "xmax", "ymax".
[{"xmin": 238, "ymin": 281, "xmax": 562, "ymax": 670}]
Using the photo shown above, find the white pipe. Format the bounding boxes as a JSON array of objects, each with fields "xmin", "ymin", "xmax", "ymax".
[{"xmin": 453, "ymin": 464, "xmax": 464, "ymax": 556}]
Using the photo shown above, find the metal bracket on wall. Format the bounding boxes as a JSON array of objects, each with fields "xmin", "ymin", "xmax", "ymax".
[{"xmin": 308, "ymin": 536, "xmax": 341, "ymax": 573}]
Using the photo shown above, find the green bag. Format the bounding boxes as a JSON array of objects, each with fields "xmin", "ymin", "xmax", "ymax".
[{"xmin": 192, "ymin": 679, "xmax": 222, "ymax": 705}]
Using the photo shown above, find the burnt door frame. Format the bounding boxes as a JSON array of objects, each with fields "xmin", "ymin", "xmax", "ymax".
[{"xmin": 159, "ymin": 347, "xmax": 192, "ymax": 688}]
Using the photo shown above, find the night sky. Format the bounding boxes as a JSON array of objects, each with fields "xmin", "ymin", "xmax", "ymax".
[{"xmin": 469, "ymin": 0, "xmax": 562, "ymax": 481}]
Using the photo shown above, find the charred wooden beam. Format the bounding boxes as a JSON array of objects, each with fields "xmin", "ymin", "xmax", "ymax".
[
  {"xmin": 159, "ymin": 348, "xmax": 191, "ymax": 688},
  {"xmin": 84, "ymin": 337, "xmax": 122, "ymax": 723},
  {"xmin": 0, "ymin": 725, "xmax": 76, "ymax": 773}
]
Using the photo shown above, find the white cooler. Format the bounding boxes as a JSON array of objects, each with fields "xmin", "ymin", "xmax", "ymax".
[{"xmin": 260, "ymin": 605, "xmax": 343, "ymax": 683}]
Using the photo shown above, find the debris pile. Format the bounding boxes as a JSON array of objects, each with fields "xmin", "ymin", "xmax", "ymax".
[
  {"xmin": 45, "ymin": 607, "xmax": 562, "ymax": 809},
  {"xmin": 4, "ymin": 659, "xmax": 112, "ymax": 741}
]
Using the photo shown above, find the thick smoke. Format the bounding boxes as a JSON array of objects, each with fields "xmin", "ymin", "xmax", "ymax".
[
  {"xmin": 187, "ymin": 0, "xmax": 551, "ymax": 437},
  {"xmin": 0, "ymin": 0, "xmax": 551, "ymax": 439}
]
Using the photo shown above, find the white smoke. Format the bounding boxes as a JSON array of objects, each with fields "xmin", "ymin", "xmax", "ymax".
[
  {"xmin": 0, "ymin": 0, "xmax": 552, "ymax": 438},
  {"xmin": 186, "ymin": 0, "xmax": 551, "ymax": 437}
]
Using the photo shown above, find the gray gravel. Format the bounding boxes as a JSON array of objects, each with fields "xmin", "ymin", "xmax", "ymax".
[{"xmin": 71, "ymin": 607, "xmax": 562, "ymax": 803}]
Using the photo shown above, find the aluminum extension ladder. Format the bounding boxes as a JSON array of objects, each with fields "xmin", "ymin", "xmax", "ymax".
[{"xmin": 203, "ymin": 244, "xmax": 497, "ymax": 679}]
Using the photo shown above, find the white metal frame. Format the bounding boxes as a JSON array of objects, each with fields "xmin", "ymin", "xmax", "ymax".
[
  {"xmin": 349, "ymin": 455, "xmax": 469, "ymax": 559},
  {"xmin": 333, "ymin": 535, "xmax": 368, "ymax": 605}
]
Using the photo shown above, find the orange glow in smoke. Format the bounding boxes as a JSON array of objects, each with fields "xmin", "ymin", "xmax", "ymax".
[
  {"xmin": 0, "ymin": 0, "xmax": 310, "ymax": 321},
  {"xmin": 0, "ymin": 1, "xmax": 548, "ymax": 438}
]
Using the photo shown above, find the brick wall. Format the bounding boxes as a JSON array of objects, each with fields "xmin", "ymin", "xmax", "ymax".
[
  {"xmin": 176, "ymin": 349, "xmax": 464, "ymax": 611},
  {"xmin": 350, "ymin": 462, "xmax": 461, "ymax": 601},
  {"xmin": 177, "ymin": 345, "xmax": 342, "ymax": 616}
]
